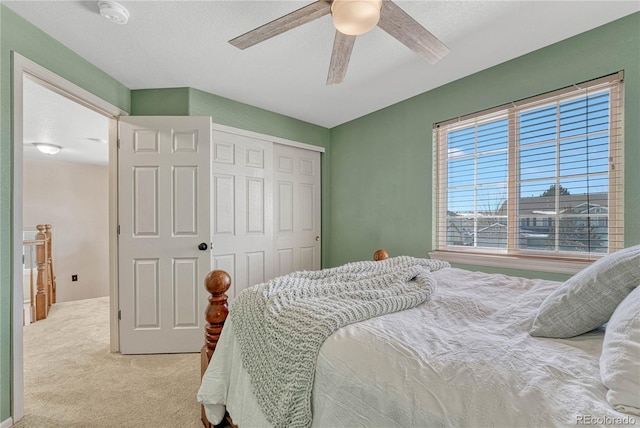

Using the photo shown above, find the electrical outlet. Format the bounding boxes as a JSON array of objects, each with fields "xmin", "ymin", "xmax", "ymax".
[{"xmin": 72, "ymin": 275, "xmax": 78, "ymax": 282}]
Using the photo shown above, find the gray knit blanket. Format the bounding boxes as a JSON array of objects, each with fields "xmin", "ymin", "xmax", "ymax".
[{"xmin": 230, "ymin": 256, "xmax": 450, "ymax": 428}]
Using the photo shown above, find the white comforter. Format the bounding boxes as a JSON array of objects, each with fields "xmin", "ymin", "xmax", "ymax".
[{"xmin": 198, "ymin": 267, "xmax": 638, "ymax": 427}]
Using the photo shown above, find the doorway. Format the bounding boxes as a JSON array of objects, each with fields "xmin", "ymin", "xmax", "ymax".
[
  {"xmin": 11, "ymin": 53, "xmax": 126, "ymax": 421},
  {"xmin": 22, "ymin": 77, "xmax": 110, "ymax": 307}
]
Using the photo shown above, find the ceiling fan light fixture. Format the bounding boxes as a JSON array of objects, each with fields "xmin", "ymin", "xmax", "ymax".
[
  {"xmin": 331, "ymin": 0, "xmax": 382, "ymax": 36},
  {"xmin": 33, "ymin": 143, "xmax": 62, "ymax": 155}
]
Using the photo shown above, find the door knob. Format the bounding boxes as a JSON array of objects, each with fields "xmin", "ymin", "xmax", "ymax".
[
  {"xmin": 315, "ymin": 236, "xmax": 320, "ymax": 241},
  {"xmin": 198, "ymin": 242, "xmax": 208, "ymax": 251}
]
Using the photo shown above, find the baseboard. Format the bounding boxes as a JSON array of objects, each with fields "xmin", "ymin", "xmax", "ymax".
[{"xmin": 1, "ymin": 417, "xmax": 14, "ymax": 428}]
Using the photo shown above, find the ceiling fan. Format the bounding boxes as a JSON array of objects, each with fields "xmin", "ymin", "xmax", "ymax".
[{"xmin": 229, "ymin": 0, "xmax": 450, "ymax": 85}]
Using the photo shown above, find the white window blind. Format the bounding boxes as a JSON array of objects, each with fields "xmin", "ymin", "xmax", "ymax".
[{"xmin": 433, "ymin": 72, "xmax": 624, "ymax": 263}]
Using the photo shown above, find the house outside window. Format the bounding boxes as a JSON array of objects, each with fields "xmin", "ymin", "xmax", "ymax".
[{"xmin": 433, "ymin": 73, "xmax": 624, "ymax": 272}]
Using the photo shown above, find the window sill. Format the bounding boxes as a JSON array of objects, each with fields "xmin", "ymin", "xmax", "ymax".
[{"xmin": 428, "ymin": 250, "xmax": 593, "ymax": 275}]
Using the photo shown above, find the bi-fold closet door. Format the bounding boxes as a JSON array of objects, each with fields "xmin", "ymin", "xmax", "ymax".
[{"xmin": 211, "ymin": 129, "xmax": 321, "ymax": 298}]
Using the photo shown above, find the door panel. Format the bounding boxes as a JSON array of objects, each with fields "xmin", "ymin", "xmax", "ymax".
[
  {"xmin": 277, "ymin": 181, "xmax": 294, "ymax": 232},
  {"xmin": 173, "ymin": 257, "xmax": 199, "ymax": 327},
  {"xmin": 119, "ymin": 116, "xmax": 211, "ymax": 354},
  {"xmin": 213, "ymin": 174, "xmax": 235, "ymax": 235},
  {"xmin": 277, "ymin": 248, "xmax": 294, "ymax": 275},
  {"xmin": 133, "ymin": 258, "xmax": 159, "ymax": 328},
  {"xmin": 133, "ymin": 167, "xmax": 159, "ymax": 236},
  {"xmin": 211, "ymin": 130, "xmax": 274, "ymax": 298},
  {"xmin": 274, "ymin": 144, "xmax": 321, "ymax": 276},
  {"xmin": 172, "ymin": 166, "xmax": 199, "ymax": 235}
]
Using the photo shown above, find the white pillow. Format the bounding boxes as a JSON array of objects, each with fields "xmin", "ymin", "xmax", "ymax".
[
  {"xmin": 530, "ymin": 245, "xmax": 640, "ymax": 338},
  {"xmin": 600, "ymin": 285, "xmax": 640, "ymax": 416}
]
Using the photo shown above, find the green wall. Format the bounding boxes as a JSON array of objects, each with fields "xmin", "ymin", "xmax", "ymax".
[
  {"xmin": 131, "ymin": 86, "xmax": 330, "ymax": 148},
  {"xmin": 131, "ymin": 88, "xmax": 190, "ymax": 116},
  {"xmin": 328, "ymin": 12, "xmax": 640, "ymax": 278},
  {"xmin": 0, "ymin": 5, "xmax": 131, "ymax": 422}
]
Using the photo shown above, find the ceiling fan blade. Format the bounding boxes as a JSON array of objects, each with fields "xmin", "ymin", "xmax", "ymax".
[
  {"xmin": 229, "ymin": 0, "xmax": 332, "ymax": 50},
  {"xmin": 377, "ymin": 0, "xmax": 450, "ymax": 64},
  {"xmin": 327, "ymin": 31, "xmax": 356, "ymax": 85}
]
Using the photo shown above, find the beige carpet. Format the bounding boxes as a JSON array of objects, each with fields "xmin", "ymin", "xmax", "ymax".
[{"xmin": 14, "ymin": 297, "xmax": 203, "ymax": 428}]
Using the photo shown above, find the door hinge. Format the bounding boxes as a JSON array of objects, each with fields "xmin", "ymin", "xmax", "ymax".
[
  {"xmin": 118, "ymin": 309, "xmax": 121, "ymax": 320},
  {"xmin": 117, "ymin": 138, "xmax": 121, "ymax": 149},
  {"xmin": 117, "ymin": 225, "xmax": 120, "ymax": 235}
]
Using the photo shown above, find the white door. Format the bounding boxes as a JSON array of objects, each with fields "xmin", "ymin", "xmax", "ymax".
[
  {"xmin": 210, "ymin": 130, "xmax": 274, "ymax": 298},
  {"xmin": 118, "ymin": 116, "xmax": 211, "ymax": 354},
  {"xmin": 274, "ymin": 144, "xmax": 321, "ymax": 275}
]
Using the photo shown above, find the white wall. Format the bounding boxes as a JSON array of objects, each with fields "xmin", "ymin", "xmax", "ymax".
[{"xmin": 23, "ymin": 158, "xmax": 109, "ymax": 302}]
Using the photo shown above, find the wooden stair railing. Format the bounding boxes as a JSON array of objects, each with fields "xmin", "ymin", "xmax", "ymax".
[
  {"xmin": 45, "ymin": 224, "xmax": 57, "ymax": 306},
  {"xmin": 22, "ymin": 224, "xmax": 57, "ymax": 324},
  {"xmin": 34, "ymin": 225, "xmax": 49, "ymax": 321},
  {"xmin": 22, "ymin": 238, "xmax": 43, "ymax": 324}
]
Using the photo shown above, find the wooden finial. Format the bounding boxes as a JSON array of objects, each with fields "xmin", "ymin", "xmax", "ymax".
[
  {"xmin": 204, "ymin": 270, "xmax": 232, "ymax": 297},
  {"xmin": 373, "ymin": 249, "xmax": 389, "ymax": 261}
]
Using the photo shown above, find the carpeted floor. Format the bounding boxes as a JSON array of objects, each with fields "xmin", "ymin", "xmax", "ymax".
[{"xmin": 13, "ymin": 297, "xmax": 203, "ymax": 428}]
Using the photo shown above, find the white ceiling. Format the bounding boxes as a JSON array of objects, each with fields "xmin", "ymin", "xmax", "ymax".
[
  {"xmin": 7, "ymin": 1, "xmax": 639, "ymax": 131},
  {"xmin": 23, "ymin": 77, "xmax": 109, "ymax": 165}
]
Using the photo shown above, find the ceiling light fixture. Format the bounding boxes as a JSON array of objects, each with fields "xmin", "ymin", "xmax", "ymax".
[
  {"xmin": 331, "ymin": 0, "xmax": 382, "ymax": 36},
  {"xmin": 33, "ymin": 143, "xmax": 62, "ymax": 155},
  {"xmin": 98, "ymin": 0, "xmax": 129, "ymax": 25}
]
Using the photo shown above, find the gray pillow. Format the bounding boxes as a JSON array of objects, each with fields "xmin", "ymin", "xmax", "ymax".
[
  {"xmin": 530, "ymin": 245, "xmax": 640, "ymax": 338},
  {"xmin": 600, "ymin": 285, "xmax": 640, "ymax": 416}
]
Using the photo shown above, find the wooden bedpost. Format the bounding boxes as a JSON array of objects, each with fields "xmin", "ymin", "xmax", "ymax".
[
  {"xmin": 201, "ymin": 270, "xmax": 231, "ymax": 428},
  {"xmin": 373, "ymin": 249, "xmax": 389, "ymax": 261}
]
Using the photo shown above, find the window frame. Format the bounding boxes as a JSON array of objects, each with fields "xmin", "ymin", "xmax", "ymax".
[{"xmin": 431, "ymin": 72, "xmax": 624, "ymax": 274}]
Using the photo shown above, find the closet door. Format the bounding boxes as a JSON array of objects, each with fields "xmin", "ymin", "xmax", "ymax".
[
  {"xmin": 211, "ymin": 130, "xmax": 274, "ymax": 298},
  {"xmin": 274, "ymin": 144, "xmax": 321, "ymax": 275}
]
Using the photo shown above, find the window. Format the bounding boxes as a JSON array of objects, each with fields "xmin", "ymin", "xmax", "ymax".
[{"xmin": 433, "ymin": 73, "xmax": 624, "ymax": 269}]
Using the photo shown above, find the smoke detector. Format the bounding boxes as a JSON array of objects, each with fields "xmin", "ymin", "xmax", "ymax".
[{"xmin": 98, "ymin": 1, "xmax": 129, "ymax": 25}]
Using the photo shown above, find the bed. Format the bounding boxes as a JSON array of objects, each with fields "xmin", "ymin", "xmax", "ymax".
[{"xmin": 197, "ymin": 248, "xmax": 640, "ymax": 427}]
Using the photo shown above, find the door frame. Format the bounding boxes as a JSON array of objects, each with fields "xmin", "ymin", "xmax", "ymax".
[
  {"xmin": 11, "ymin": 53, "xmax": 127, "ymax": 421},
  {"xmin": 211, "ymin": 123, "xmax": 326, "ymax": 155}
]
